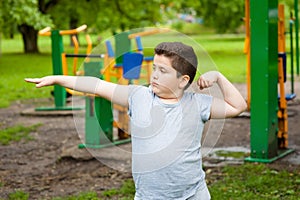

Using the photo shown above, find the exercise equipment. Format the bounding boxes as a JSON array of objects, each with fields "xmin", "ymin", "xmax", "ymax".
[
  {"xmin": 38, "ymin": 25, "xmax": 88, "ymax": 111},
  {"xmin": 60, "ymin": 31, "xmax": 141, "ymax": 148},
  {"xmin": 244, "ymin": 0, "xmax": 295, "ymax": 163},
  {"xmin": 37, "ymin": 26, "xmax": 163, "ymax": 149}
]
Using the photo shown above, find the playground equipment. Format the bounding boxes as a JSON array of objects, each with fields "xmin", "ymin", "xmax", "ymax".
[
  {"xmin": 63, "ymin": 30, "xmax": 145, "ymax": 148},
  {"xmin": 244, "ymin": 0, "xmax": 297, "ymax": 163},
  {"xmin": 38, "ymin": 25, "xmax": 88, "ymax": 111},
  {"xmin": 100, "ymin": 29, "xmax": 165, "ymax": 141},
  {"xmin": 80, "ymin": 30, "xmax": 166, "ymax": 148},
  {"xmin": 38, "ymin": 26, "xmax": 165, "ymax": 149}
]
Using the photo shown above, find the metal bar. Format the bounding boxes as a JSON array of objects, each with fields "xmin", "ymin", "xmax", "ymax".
[
  {"xmin": 245, "ymin": 0, "xmax": 251, "ymax": 110},
  {"xmin": 51, "ymin": 30, "xmax": 67, "ymax": 108},
  {"xmin": 294, "ymin": 0, "xmax": 299, "ymax": 75},
  {"xmin": 65, "ymin": 54, "xmax": 105, "ymax": 58},
  {"xmin": 59, "ymin": 24, "xmax": 87, "ymax": 35},
  {"xmin": 290, "ymin": 13, "xmax": 295, "ymax": 94}
]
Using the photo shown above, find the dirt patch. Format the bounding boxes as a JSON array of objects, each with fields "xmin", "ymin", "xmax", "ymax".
[{"xmin": 0, "ymin": 83, "xmax": 299, "ymax": 199}]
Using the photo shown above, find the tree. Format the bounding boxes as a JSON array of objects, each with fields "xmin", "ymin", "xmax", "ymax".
[
  {"xmin": 0, "ymin": 0, "xmax": 246, "ymax": 54},
  {"xmin": 199, "ymin": 0, "xmax": 245, "ymax": 33},
  {"xmin": 47, "ymin": 0, "xmax": 167, "ymax": 36},
  {"xmin": 76, "ymin": 0, "xmax": 165, "ymax": 34},
  {"xmin": 0, "ymin": 0, "xmax": 54, "ymax": 53}
]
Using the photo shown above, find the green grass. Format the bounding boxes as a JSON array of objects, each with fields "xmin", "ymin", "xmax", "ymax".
[
  {"xmin": 0, "ymin": 34, "xmax": 53, "ymax": 107},
  {"xmin": 194, "ymin": 35, "xmax": 247, "ymax": 82},
  {"xmin": 0, "ymin": 32, "xmax": 247, "ymax": 108},
  {"xmin": 209, "ymin": 163, "xmax": 300, "ymax": 200},
  {"xmin": 215, "ymin": 150, "xmax": 248, "ymax": 159},
  {"xmin": 0, "ymin": 53, "xmax": 53, "ymax": 108},
  {"xmin": 2, "ymin": 191, "xmax": 98, "ymax": 200},
  {"xmin": 3, "ymin": 164, "xmax": 299, "ymax": 199},
  {"xmin": 0, "ymin": 124, "xmax": 41, "ymax": 145},
  {"xmin": 52, "ymin": 192, "xmax": 99, "ymax": 200},
  {"xmin": 99, "ymin": 163, "xmax": 300, "ymax": 200},
  {"xmin": 101, "ymin": 179, "xmax": 135, "ymax": 199},
  {"xmin": 6, "ymin": 190, "xmax": 29, "ymax": 200},
  {"xmin": 134, "ymin": 32, "xmax": 247, "ymax": 82}
]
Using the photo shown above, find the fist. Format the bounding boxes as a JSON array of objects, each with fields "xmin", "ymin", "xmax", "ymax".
[{"xmin": 197, "ymin": 71, "xmax": 219, "ymax": 90}]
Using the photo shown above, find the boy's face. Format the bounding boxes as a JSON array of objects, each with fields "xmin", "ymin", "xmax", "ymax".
[{"xmin": 151, "ymin": 54, "xmax": 187, "ymax": 99}]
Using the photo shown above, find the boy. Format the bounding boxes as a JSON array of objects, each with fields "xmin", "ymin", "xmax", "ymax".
[{"xmin": 25, "ymin": 42, "xmax": 247, "ymax": 199}]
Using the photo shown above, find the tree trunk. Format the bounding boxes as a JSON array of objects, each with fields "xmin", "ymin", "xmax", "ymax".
[
  {"xmin": 69, "ymin": 15, "xmax": 79, "ymax": 47},
  {"xmin": 18, "ymin": 24, "xmax": 39, "ymax": 53}
]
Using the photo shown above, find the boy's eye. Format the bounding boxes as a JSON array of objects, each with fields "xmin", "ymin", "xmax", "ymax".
[
  {"xmin": 152, "ymin": 64, "xmax": 167, "ymax": 73},
  {"xmin": 160, "ymin": 68, "xmax": 166, "ymax": 73}
]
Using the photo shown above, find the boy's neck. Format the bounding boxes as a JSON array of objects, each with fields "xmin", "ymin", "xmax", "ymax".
[{"xmin": 158, "ymin": 92, "xmax": 183, "ymax": 104}]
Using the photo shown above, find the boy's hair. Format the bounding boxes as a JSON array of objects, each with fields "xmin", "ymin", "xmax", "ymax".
[{"xmin": 154, "ymin": 42, "xmax": 197, "ymax": 87}]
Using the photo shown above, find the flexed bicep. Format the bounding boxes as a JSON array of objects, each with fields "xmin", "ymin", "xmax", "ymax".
[{"xmin": 210, "ymin": 97, "xmax": 245, "ymax": 119}]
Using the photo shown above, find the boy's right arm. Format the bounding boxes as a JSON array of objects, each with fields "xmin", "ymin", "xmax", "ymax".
[{"xmin": 25, "ymin": 75, "xmax": 129, "ymax": 107}]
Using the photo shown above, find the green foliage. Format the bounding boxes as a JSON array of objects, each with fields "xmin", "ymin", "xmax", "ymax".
[
  {"xmin": 0, "ymin": 0, "xmax": 52, "ymax": 37},
  {"xmin": 199, "ymin": 0, "xmax": 245, "ymax": 33},
  {"xmin": 8, "ymin": 190, "xmax": 29, "ymax": 200},
  {"xmin": 280, "ymin": 0, "xmax": 295, "ymax": 10},
  {"xmin": 47, "ymin": 0, "xmax": 165, "ymax": 33},
  {"xmin": 0, "ymin": 0, "xmax": 247, "ymax": 53},
  {"xmin": 89, "ymin": 0, "xmax": 163, "ymax": 33},
  {"xmin": 0, "ymin": 124, "xmax": 41, "ymax": 145}
]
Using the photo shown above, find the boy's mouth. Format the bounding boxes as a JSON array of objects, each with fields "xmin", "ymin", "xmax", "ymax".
[{"xmin": 151, "ymin": 82, "xmax": 159, "ymax": 87}]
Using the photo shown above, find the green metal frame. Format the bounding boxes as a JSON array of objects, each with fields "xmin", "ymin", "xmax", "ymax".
[
  {"xmin": 115, "ymin": 32, "xmax": 131, "ymax": 66},
  {"xmin": 290, "ymin": 17, "xmax": 295, "ymax": 94},
  {"xmin": 35, "ymin": 30, "xmax": 82, "ymax": 111},
  {"xmin": 294, "ymin": 0, "xmax": 299, "ymax": 75},
  {"xmin": 245, "ymin": 0, "xmax": 294, "ymax": 163},
  {"xmin": 78, "ymin": 61, "xmax": 131, "ymax": 149}
]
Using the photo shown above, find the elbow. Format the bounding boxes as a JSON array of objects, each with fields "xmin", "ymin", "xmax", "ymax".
[
  {"xmin": 229, "ymin": 100, "xmax": 247, "ymax": 118},
  {"xmin": 237, "ymin": 99, "xmax": 248, "ymax": 115},
  {"xmin": 242, "ymin": 99, "xmax": 248, "ymax": 112}
]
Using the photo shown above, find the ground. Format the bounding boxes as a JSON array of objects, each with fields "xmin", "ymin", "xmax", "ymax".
[{"xmin": 0, "ymin": 82, "xmax": 299, "ymax": 199}]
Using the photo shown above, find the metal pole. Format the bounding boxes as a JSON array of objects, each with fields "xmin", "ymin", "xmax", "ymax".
[
  {"xmin": 51, "ymin": 30, "xmax": 67, "ymax": 109},
  {"xmin": 294, "ymin": 0, "xmax": 299, "ymax": 75},
  {"xmin": 290, "ymin": 13, "xmax": 295, "ymax": 94},
  {"xmin": 246, "ymin": 0, "xmax": 279, "ymax": 162}
]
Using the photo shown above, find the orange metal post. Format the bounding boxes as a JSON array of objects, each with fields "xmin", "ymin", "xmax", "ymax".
[
  {"xmin": 71, "ymin": 35, "xmax": 79, "ymax": 75},
  {"xmin": 244, "ymin": 0, "xmax": 251, "ymax": 110},
  {"xmin": 85, "ymin": 34, "xmax": 92, "ymax": 55},
  {"xmin": 277, "ymin": 4, "xmax": 289, "ymax": 149}
]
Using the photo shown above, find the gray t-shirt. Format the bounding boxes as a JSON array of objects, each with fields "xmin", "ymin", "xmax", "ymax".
[{"xmin": 128, "ymin": 85, "xmax": 212, "ymax": 200}]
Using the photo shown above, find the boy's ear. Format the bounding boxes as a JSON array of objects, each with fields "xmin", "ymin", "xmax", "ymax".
[{"xmin": 179, "ymin": 75, "xmax": 190, "ymax": 89}]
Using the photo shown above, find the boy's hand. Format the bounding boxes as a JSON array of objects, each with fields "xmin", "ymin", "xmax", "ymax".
[
  {"xmin": 197, "ymin": 71, "xmax": 219, "ymax": 90},
  {"xmin": 24, "ymin": 76, "xmax": 55, "ymax": 88}
]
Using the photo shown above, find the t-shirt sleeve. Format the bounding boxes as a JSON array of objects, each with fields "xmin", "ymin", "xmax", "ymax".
[
  {"xmin": 127, "ymin": 85, "xmax": 145, "ymax": 117},
  {"xmin": 195, "ymin": 93, "xmax": 213, "ymax": 122},
  {"xmin": 127, "ymin": 85, "xmax": 136, "ymax": 117}
]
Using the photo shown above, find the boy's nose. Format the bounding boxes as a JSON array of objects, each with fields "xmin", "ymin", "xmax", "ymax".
[{"xmin": 151, "ymin": 71, "xmax": 158, "ymax": 80}]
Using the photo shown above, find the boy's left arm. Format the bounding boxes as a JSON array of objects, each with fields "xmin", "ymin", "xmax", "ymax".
[{"xmin": 197, "ymin": 71, "xmax": 247, "ymax": 119}]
